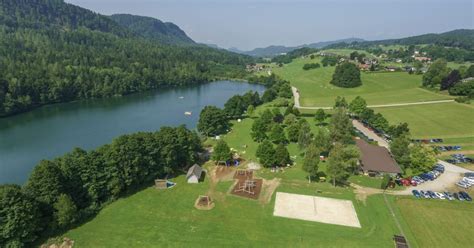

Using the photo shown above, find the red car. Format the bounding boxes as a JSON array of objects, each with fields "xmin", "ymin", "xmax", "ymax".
[{"xmin": 400, "ymin": 178, "xmax": 411, "ymax": 186}]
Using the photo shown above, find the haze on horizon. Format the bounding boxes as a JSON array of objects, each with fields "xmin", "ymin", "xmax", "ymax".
[{"xmin": 66, "ymin": 0, "xmax": 473, "ymax": 50}]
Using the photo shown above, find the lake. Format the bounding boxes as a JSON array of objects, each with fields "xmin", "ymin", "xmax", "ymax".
[{"xmin": 0, "ymin": 81, "xmax": 265, "ymax": 184}]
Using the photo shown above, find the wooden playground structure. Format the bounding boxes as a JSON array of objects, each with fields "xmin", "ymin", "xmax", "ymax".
[{"xmin": 231, "ymin": 170, "xmax": 262, "ymax": 199}]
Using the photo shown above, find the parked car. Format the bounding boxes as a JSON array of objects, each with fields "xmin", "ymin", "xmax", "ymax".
[
  {"xmin": 463, "ymin": 177, "xmax": 474, "ymax": 184},
  {"xmin": 427, "ymin": 191, "xmax": 437, "ymax": 199},
  {"xmin": 423, "ymin": 191, "xmax": 432, "ymax": 198},
  {"xmin": 465, "ymin": 172, "xmax": 474, "ymax": 178},
  {"xmin": 434, "ymin": 192, "xmax": 445, "ymax": 199},
  {"xmin": 400, "ymin": 178, "xmax": 411, "ymax": 186},
  {"xmin": 460, "ymin": 191, "xmax": 472, "ymax": 201},
  {"xmin": 443, "ymin": 192, "xmax": 454, "ymax": 201},
  {"xmin": 412, "ymin": 190, "xmax": 421, "ymax": 198},
  {"xmin": 456, "ymin": 181, "xmax": 470, "ymax": 189},
  {"xmin": 453, "ymin": 192, "xmax": 462, "ymax": 201}
]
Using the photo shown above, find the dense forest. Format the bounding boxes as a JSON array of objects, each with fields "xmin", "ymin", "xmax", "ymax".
[
  {"xmin": 110, "ymin": 14, "xmax": 196, "ymax": 45},
  {"xmin": 0, "ymin": 125, "xmax": 202, "ymax": 247},
  {"xmin": 0, "ymin": 0, "xmax": 253, "ymax": 117}
]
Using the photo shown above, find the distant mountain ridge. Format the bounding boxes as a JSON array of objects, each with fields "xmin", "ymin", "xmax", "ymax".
[
  {"xmin": 326, "ymin": 29, "xmax": 474, "ymax": 50},
  {"xmin": 110, "ymin": 14, "xmax": 195, "ymax": 45},
  {"xmin": 235, "ymin": 38, "xmax": 365, "ymax": 57}
]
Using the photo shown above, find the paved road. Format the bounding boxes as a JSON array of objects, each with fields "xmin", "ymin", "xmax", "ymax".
[
  {"xmin": 291, "ymin": 86, "xmax": 454, "ymax": 110},
  {"xmin": 352, "ymin": 119, "xmax": 389, "ymax": 148}
]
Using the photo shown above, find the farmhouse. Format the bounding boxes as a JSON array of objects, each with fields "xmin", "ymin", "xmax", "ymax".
[
  {"xmin": 414, "ymin": 56, "xmax": 431, "ymax": 62},
  {"xmin": 355, "ymin": 139, "xmax": 401, "ymax": 176},
  {"xmin": 186, "ymin": 164, "xmax": 203, "ymax": 183}
]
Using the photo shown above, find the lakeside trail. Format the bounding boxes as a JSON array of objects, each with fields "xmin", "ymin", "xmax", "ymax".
[{"xmin": 291, "ymin": 86, "xmax": 454, "ymax": 110}]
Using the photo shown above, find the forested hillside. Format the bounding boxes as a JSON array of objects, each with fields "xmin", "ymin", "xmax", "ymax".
[
  {"xmin": 0, "ymin": 126, "xmax": 202, "ymax": 247},
  {"xmin": 0, "ymin": 0, "xmax": 252, "ymax": 117},
  {"xmin": 110, "ymin": 14, "xmax": 195, "ymax": 45}
]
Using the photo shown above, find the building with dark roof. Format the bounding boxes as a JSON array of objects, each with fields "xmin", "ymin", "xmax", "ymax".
[
  {"xmin": 186, "ymin": 164, "xmax": 203, "ymax": 183},
  {"xmin": 355, "ymin": 139, "xmax": 401, "ymax": 175}
]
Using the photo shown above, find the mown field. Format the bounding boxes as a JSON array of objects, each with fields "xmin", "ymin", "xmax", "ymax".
[
  {"xmin": 394, "ymin": 198, "xmax": 474, "ymax": 248},
  {"xmin": 64, "ymin": 174, "xmax": 404, "ymax": 248},
  {"xmin": 271, "ymin": 57, "xmax": 453, "ymax": 107},
  {"xmin": 375, "ymin": 102, "xmax": 474, "ymax": 138}
]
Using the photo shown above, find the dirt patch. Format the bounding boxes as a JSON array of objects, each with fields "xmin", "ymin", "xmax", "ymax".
[
  {"xmin": 351, "ymin": 183, "xmax": 384, "ymax": 203},
  {"xmin": 259, "ymin": 178, "xmax": 281, "ymax": 204},
  {"xmin": 233, "ymin": 169, "xmax": 254, "ymax": 181},
  {"xmin": 246, "ymin": 161, "xmax": 261, "ymax": 170},
  {"xmin": 194, "ymin": 195, "xmax": 215, "ymax": 210},
  {"xmin": 214, "ymin": 166, "xmax": 235, "ymax": 181},
  {"xmin": 41, "ymin": 238, "xmax": 74, "ymax": 248}
]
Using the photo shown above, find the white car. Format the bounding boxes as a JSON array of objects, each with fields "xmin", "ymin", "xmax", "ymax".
[
  {"xmin": 457, "ymin": 181, "xmax": 470, "ymax": 189},
  {"xmin": 461, "ymin": 179, "xmax": 473, "ymax": 187},
  {"xmin": 434, "ymin": 192, "xmax": 446, "ymax": 199},
  {"xmin": 463, "ymin": 177, "xmax": 474, "ymax": 184}
]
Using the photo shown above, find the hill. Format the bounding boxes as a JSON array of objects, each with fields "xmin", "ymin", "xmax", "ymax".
[
  {"xmin": 237, "ymin": 38, "xmax": 364, "ymax": 57},
  {"xmin": 0, "ymin": 0, "xmax": 128, "ymax": 36},
  {"xmin": 328, "ymin": 29, "xmax": 474, "ymax": 50},
  {"xmin": 109, "ymin": 14, "xmax": 195, "ymax": 45},
  {"xmin": 0, "ymin": 0, "xmax": 252, "ymax": 117}
]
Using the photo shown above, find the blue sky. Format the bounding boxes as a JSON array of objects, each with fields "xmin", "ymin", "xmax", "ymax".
[{"xmin": 66, "ymin": 0, "xmax": 473, "ymax": 50}]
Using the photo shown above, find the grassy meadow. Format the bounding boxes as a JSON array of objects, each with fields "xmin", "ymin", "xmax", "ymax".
[
  {"xmin": 271, "ymin": 57, "xmax": 453, "ymax": 107},
  {"xmin": 394, "ymin": 198, "xmax": 474, "ymax": 248},
  {"xmin": 375, "ymin": 102, "xmax": 474, "ymax": 138},
  {"xmin": 64, "ymin": 173, "xmax": 405, "ymax": 248}
]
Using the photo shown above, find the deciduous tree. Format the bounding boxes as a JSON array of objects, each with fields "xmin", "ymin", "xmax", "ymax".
[
  {"xmin": 212, "ymin": 140, "xmax": 232, "ymax": 162},
  {"xmin": 197, "ymin": 106, "xmax": 229, "ymax": 137}
]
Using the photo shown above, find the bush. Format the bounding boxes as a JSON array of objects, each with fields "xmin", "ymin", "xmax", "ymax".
[
  {"xmin": 455, "ymin": 96, "xmax": 471, "ymax": 104},
  {"xmin": 303, "ymin": 63, "xmax": 321, "ymax": 70},
  {"xmin": 380, "ymin": 174, "xmax": 391, "ymax": 189},
  {"xmin": 449, "ymin": 80, "xmax": 474, "ymax": 96},
  {"xmin": 330, "ymin": 62, "xmax": 362, "ymax": 88}
]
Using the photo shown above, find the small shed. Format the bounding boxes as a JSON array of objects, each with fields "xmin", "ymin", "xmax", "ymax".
[
  {"xmin": 186, "ymin": 164, "xmax": 203, "ymax": 183},
  {"xmin": 393, "ymin": 235, "xmax": 409, "ymax": 248}
]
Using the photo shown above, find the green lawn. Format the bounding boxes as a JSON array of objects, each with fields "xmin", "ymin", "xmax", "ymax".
[
  {"xmin": 271, "ymin": 57, "xmax": 452, "ymax": 107},
  {"xmin": 375, "ymin": 102, "xmax": 474, "ymax": 138},
  {"xmin": 64, "ymin": 174, "xmax": 403, "ymax": 247},
  {"xmin": 395, "ymin": 198, "xmax": 474, "ymax": 248}
]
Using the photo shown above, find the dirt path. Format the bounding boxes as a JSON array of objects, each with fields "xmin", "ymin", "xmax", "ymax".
[{"xmin": 291, "ymin": 86, "xmax": 454, "ymax": 110}]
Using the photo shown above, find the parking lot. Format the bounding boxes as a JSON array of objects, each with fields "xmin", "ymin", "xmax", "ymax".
[{"xmin": 396, "ymin": 161, "xmax": 472, "ymax": 195}]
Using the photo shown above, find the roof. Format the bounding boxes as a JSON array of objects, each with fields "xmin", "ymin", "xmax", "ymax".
[
  {"xmin": 393, "ymin": 235, "xmax": 409, "ymax": 248},
  {"xmin": 355, "ymin": 139, "xmax": 401, "ymax": 174},
  {"xmin": 186, "ymin": 164, "xmax": 203, "ymax": 179}
]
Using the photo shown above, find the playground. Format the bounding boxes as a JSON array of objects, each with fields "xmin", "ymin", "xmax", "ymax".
[
  {"xmin": 231, "ymin": 170, "xmax": 263, "ymax": 199},
  {"xmin": 273, "ymin": 192, "xmax": 361, "ymax": 228}
]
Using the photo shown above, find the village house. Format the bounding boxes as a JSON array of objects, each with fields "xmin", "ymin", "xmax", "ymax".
[
  {"xmin": 413, "ymin": 56, "xmax": 431, "ymax": 62},
  {"xmin": 246, "ymin": 64, "xmax": 265, "ymax": 72}
]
